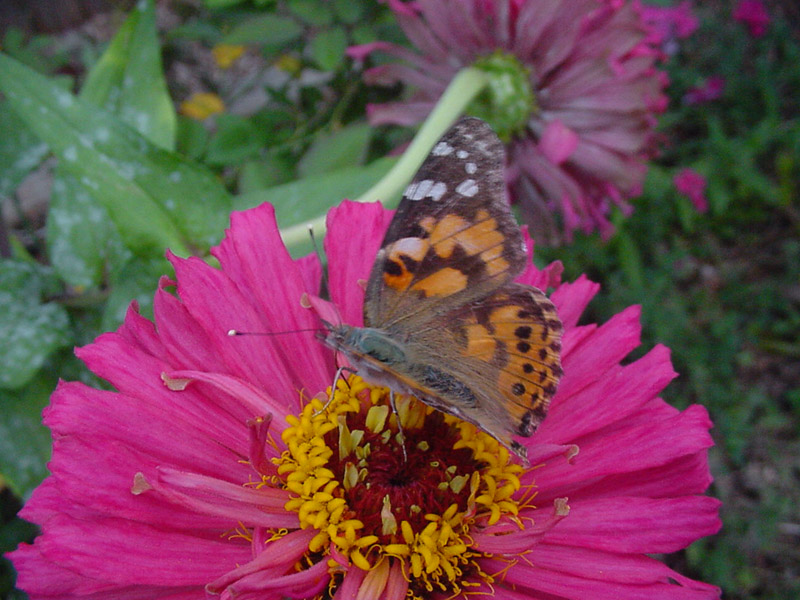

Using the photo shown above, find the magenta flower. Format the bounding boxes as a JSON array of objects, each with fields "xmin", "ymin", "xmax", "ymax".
[
  {"xmin": 733, "ymin": 0, "xmax": 770, "ymax": 38},
  {"xmin": 9, "ymin": 201, "xmax": 720, "ymax": 599},
  {"xmin": 684, "ymin": 76, "xmax": 725, "ymax": 105},
  {"xmin": 640, "ymin": 0, "xmax": 699, "ymax": 51},
  {"xmin": 348, "ymin": 0, "xmax": 668, "ymax": 243},
  {"xmin": 674, "ymin": 168, "xmax": 709, "ymax": 213}
]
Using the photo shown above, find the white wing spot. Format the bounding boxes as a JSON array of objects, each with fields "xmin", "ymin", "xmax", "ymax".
[
  {"xmin": 465, "ymin": 162, "xmax": 477, "ymax": 174},
  {"xmin": 405, "ymin": 179, "xmax": 448, "ymax": 201},
  {"xmin": 405, "ymin": 180, "xmax": 430, "ymax": 200},
  {"xmin": 429, "ymin": 181, "xmax": 447, "ymax": 201},
  {"xmin": 432, "ymin": 142, "xmax": 454, "ymax": 156},
  {"xmin": 456, "ymin": 150, "xmax": 469, "ymax": 159},
  {"xmin": 456, "ymin": 179, "xmax": 479, "ymax": 197}
]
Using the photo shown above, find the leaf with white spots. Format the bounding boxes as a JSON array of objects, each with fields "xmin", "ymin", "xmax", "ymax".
[
  {"xmin": 0, "ymin": 100, "xmax": 49, "ymax": 197},
  {"xmin": 80, "ymin": 0, "xmax": 176, "ymax": 151},
  {"xmin": 101, "ymin": 256, "xmax": 171, "ymax": 330},
  {"xmin": 0, "ymin": 53, "xmax": 232, "ymax": 257},
  {"xmin": 0, "ymin": 261, "xmax": 71, "ymax": 390},
  {"xmin": 47, "ymin": 164, "xmax": 132, "ymax": 289}
]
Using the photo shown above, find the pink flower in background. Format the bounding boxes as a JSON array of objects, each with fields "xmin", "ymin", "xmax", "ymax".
[
  {"xmin": 8, "ymin": 201, "xmax": 720, "ymax": 598},
  {"xmin": 684, "ymin": 76, "xmax": 726, "ymax": 105},
  {"xmin": 641, "ymin": 0, "xmax": 700, "ymax": 49},
  {"xmin": 674, "ymin": 168, "xmax": 709, "ymax": 213},
  {"xmin": 349, "ymin": 0, "xmax": 668, "ymax": 243},
  {"xmin": 733, "ymin": 0, "xmax": 770, "ymax": 37}
]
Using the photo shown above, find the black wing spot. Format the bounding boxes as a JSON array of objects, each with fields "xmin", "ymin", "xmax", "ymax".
[
  {"xmin": 407, "ymin": 223, "xmax": 429, "ymax": 239},
  {"xmin": 515, "ymin": 326, "xmax": 532, "ymax": 339},
  {"xmin": 516, "ymin": 341, "xmax": 531, "ymax": 353},
  {"xmin": 538, "ymin": 348, "xmax": 548, "ymax": 361},
  {"xmin": 511, "ymin": 382, "xmax": 525, "ymax": 396},
  {"xmin": 400, "ymin": 254, "xmax": 420, "ymax": 272},
  {"xmin": 384, "ymin": 260, "xmax": 403, "ymax": 276},
  {"xmin": 522, "ymin": 363, "xmax": 534, "ymax": 374}
]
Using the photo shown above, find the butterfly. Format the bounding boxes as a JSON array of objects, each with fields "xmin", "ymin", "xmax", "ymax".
[{"xmin": 322, "ymin": 117, "xmax": 563, "ymax": 463}]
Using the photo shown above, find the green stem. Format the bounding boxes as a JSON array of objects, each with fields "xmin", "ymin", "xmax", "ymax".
[{"xmin": 279, "ymin": 67, "xmax": 490, "ymax": 252}]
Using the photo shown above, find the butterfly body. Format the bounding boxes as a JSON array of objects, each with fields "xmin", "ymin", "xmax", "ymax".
[{"xmin": 323, "ymin": 118, "xmax": 563, "ymax": 463}]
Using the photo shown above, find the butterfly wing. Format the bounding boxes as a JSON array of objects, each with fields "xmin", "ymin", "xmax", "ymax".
[
  {"xmin": 333, "ymin": 117, "xmax": 564, "ymax": 462},
  {"xmin": 364, "ymin": 118, "xmax": 528, "ymax": 329},
  {"xmin": 399, "ymin": 283, "xmax": 564, "ymax": 458}
]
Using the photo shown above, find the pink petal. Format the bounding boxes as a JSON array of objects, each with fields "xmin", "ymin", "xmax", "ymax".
[
  {"xmin": 539, "ymin": 119, "xmax": 580, "ymax": 165},
  {"xmin": 538, "ymin": 344, "xmax": 677, "ymax": 443},
  {"xmin": 325, "ymin": 200, "xmax": 393, "ymax": 327},
  {"xmin": 212, "ymin": 204, "xmax": 333, "ymax": 393},
  {"xmin": 33, "ymin": 515, "xmax": 249, "ymax": 586},
  {"xmin": 543, "ymin": 495, "xmax": 722, "ymax": 553}
]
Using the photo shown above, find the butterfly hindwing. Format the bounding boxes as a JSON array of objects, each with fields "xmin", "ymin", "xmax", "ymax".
[{"xmin": 395, "ymin": 284, "xmax": 563, "ymax": 451}]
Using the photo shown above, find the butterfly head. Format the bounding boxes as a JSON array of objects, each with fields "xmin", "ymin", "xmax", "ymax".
[{"xmin": 322, "ymin": 322, "xmax": 407, "ymax": 366}]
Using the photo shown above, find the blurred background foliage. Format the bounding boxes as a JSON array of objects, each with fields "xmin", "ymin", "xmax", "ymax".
[{"xmin": 0, "ymin": 0, "xmax": 798, "ymax": 598}]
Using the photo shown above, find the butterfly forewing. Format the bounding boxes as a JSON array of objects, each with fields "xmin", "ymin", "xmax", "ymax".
[{"xmin": 364, "ymin": 118, "xmax": 528, "ymax": 328}]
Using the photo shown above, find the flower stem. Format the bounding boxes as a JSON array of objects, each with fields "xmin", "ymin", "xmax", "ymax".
[{"xmin": 279, "ymin": 67, "xmax": 490, "ymax": 254}]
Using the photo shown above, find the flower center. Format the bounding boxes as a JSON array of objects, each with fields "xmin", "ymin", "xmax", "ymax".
[
  {"xmin": 274, "ymin": 375, "xmax": 524, "ymax": 598},
  {"xmin": 470, "ymin": 51, "xmax": 537, "ymax": 143}
]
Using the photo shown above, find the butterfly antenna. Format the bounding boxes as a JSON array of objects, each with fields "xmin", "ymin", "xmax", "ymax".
[{"xmin": 227, "ymin": 328, "xmax": 322, "ymax": 337}]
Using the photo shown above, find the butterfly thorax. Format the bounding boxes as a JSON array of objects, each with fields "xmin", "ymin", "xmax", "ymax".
[{"xmin": 324, "ymin": 324, "xmax": 417, "ymax": 391}]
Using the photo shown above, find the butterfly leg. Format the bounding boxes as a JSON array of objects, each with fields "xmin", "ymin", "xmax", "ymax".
[
  {"xmin": 388, "ymin": 389, "xmax": 408, "ymax": 463},
  {"xmin": 314, "ymin": 366, "xmax": 356, "ymax": 416}
]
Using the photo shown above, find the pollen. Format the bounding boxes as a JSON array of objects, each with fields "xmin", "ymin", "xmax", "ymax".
[{"xmin": 274, "ymin": 374, "xmax": 525, "ymax": 599}]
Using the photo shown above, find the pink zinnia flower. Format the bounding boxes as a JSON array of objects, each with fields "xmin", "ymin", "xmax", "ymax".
[
  {"xmin": 674, "ymin": 168, "xmax": 709, "ymax": 213},
  {"xmin": 8, "ymin": 201, "xmax": 720, "ymax": 599},
  {"xmin": 733, "ymin": 0, "xmax": 770, "ymax": 38},
  {"xmin": 349, "ymin": 0, "xmax": 668, "ymax": 243},
  {"xmin": 684, "ymin": 76, "xmax": 726, "ymax": 105}
]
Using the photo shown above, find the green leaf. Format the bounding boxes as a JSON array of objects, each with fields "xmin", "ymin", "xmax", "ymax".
[
  {"xmin": 0, "ymin": 373, "xmax": 53, "ymax": 498},
  {"xmin": 222, "ymin": 15, "xmax": 303, "ymax": 46},
  {"xmin": 309, "ymin": 27, "xmax": 348, "ymax": 71},
  {"xmin": 102, "ymin": 256, "xmax": 170, "ymax": 330},
  {"xmin": 0, "ymin": 101, "xmax": 48, "ymax": 197},
  {"xmin": 238, "ymin": 155, "xmax": 295, "ymax": 193},
  {"xmin": 332, "ymin": 0, "xmax": 366, "ymax": 24},
  {"xmin": 0, "ymin": 261, "xmax": 70, "ymax": 391},
  {"xmin": 47, "ymin": 165, "xmax": 132, "ymax": 289},
  {"xmin": 288, "ymin": 0, "xmax": 334, "ymax": 26},
  {"xmin": 297, "ymin": 122, "xmax": 372, "ymax": 177},
  {"xmin": 80, "ymin": 0, "xmax": 176, "ymax": 150},
  {"xmin": 235, "ymin": 155, "xmax": 396, "ymax": 257},
  {"xmin": 204, "ymin": 0, "xmax": 249, "ymax": 8},
  {"xmin": 176, "ymin": 115, "xmax": 210, "ymax": 160},
  {"xmin": 0, "ymin": 53, "xmax": 233, "ymax": 257},
  {"xmin": 613, "ymin": 229, "xmax": 645, "ymax": 292},
  {"xmin": 206, "ymin": 113, "xmax": 268, "ymax": 166}
]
